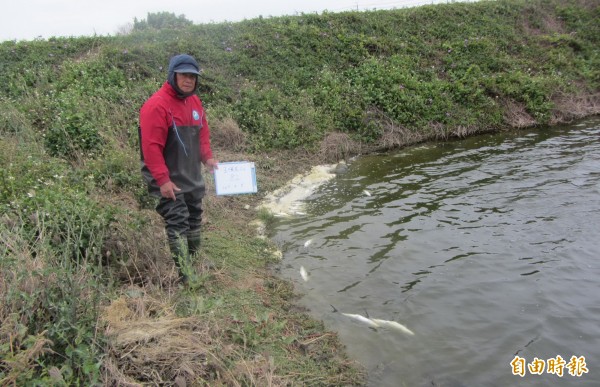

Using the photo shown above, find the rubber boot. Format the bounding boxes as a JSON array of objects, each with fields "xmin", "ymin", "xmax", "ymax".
[
  {"xmin": 187, "ymin": 228, "xmax": 202, "ymax": 258},
  {"xmin": 168, "ymin": 236, "xmax": 191, "ymax": 283}
]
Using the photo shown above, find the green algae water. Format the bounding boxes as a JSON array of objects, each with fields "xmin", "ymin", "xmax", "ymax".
[{"xmin": 273, "ymin": 117, "xmax": 600, "ymax": 386}]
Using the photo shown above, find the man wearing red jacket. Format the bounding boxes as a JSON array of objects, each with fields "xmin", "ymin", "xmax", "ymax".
[{"xmin": 140, "ymin": 54, "xmax": 218, "ymax": 283}]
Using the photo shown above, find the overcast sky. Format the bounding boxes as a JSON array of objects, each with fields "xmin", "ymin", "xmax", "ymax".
[{"xmin": 0, "ymin": 0, "xmax": 462, "ymax": 42}]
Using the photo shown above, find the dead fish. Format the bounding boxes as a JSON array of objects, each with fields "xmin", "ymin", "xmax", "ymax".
[
  {"xmin": 363, "ymin": 190, "xmax": 371, "ymax": 197},
  {"xmin": 370, "ymin": 318, "xmax": 415, "ymax": 336},
  {"xmin": 333, "ymin": 305, "xmax": 414, "ymax": 335},
  {"xmin": 303, "ymin": 239, "xmax": 312, "ymax": 248},
  {"xmin": 351, "ymin": 316, "xmax": 414, "ymax": 335},
  {"xmin": 300, "ymin": 266, "xmax": 309, "ymax": 281},
  {"xmin": 341, "ymin": 313, "xmax": 379, "ymax": 328}
]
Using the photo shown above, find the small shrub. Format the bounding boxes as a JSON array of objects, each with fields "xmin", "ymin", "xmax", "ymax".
[
  {"xmin": 210, "ymin": 116, "xmax": 247, "ymax": 151},
  {"xmin": 42, "ymin": 92, "xmax": 105, "ymax": 159},
  {"xmin": 318, "ymin": 132, "xmax": 361, "ymax": 163}
]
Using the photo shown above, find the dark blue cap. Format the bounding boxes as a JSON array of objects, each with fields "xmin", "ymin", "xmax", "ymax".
[{"xmin": 169, "ymin": 54, "xmax": 200, "ymax": 75}]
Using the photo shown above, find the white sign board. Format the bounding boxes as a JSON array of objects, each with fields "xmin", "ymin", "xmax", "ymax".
[{"xmin": 214, "ymin": 161, "xmax": 258, "ymax": 195}]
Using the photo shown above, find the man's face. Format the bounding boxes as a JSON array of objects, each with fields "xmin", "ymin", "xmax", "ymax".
[{"xmin": 176, "ymin": 73, "xmax": 196, "ymax": 94}]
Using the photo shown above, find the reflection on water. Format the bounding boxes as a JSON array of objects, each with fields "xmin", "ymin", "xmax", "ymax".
[{"xmin": 273, "ymin": 118, "xmax": 600, "ymax": 386}]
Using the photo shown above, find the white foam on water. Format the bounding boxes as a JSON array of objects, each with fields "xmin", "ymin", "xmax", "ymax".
[{"xmin": 257, "ymin": 164, "xmax": 337, "ymax": 216}]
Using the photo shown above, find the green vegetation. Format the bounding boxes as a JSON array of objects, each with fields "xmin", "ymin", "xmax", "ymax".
[{"xmin": 1, "ymin": 0, "xmax": 598, "ymax": 384}]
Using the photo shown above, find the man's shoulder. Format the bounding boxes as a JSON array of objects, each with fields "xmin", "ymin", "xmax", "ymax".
[{"xmin": 141, "ymin": 95, "xmax": 163, "ymax": 114}]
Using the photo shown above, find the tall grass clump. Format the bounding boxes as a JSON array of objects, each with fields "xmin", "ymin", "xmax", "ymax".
[{"xmin": 0, "ymin": 127, "xmax": 118, "ymax": 384}]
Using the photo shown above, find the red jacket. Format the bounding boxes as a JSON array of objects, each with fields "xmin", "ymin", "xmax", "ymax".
[{"xmin": 140, "ymin": 82, "xmax": 213, "ymax": 194}]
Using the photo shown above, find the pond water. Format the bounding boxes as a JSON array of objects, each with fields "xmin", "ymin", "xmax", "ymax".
[{"xmin": 271, "ymin": 117, "xmax": 600, "ymax": 386}]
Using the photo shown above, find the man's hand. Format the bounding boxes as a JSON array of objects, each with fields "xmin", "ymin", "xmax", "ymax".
[
  {"xmin": 160, "ymin": 181, "xmax": 181, "ymax": 201},
  {"xmin": 204, "ymin": 158, "xmax": 219, "ymax": 174}
]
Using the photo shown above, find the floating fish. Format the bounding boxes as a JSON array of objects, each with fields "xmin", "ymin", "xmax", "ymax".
[
  {"xmin": 334, "ymin": 306, "xmax": 414, "ymax": 335},
  {"xmin": 303, "ymin": 239, "xmax": 312, "ymax": 248},
  {"xmin": 370, "ymin": 318, "xmax": 415, "ymax": 336},
  {"xmin": 300, "ymin": 266, "xmax": 309, "ymax": 282},
  {"xmin": 341, "ymin": 313, "xmax": 379, "ymax": 328},
  {"xmin": 363, "ymin": 190, "xmax": 371, "ymax": 197}
]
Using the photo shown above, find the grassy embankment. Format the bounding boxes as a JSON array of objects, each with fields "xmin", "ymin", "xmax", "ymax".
[{"xmin": 1, "ymin": 0, "xmax": 598, "ymax": 384}]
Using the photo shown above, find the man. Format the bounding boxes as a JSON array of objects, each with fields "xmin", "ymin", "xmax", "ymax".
[{"xmin": 140, "ymin": 54, "xmax": 218, "ymax": 283}]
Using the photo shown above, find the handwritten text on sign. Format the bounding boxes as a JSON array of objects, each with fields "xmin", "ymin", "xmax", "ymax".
[{"xmin": 214, "ymin": 161, "xmax": 257, "ymax": 195}]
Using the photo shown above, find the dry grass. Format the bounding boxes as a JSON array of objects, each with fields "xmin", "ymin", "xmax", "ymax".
[
  {"xmin": 501, "ymin": 98, "xmax": 538, "ymax": 128},
  {"xmin": 0, "ymin": 223, "xmax": 47, "ymax": 323},
  {"xmin": 101, "ymin": 203, "xmax": 179, "ymax": 288},
  {"xmin": 101, "ymin": 292, "xmax": 234, "ymax": 386},
  {"xmin": 99, "ymin": 267, "xmax": 345, "ymax": 386},
  {"xmin": 359, "ymin": 107, "xmax": 425, "ymax": 150},
  {"xmin": 0, "ymin": 327, "xmax": 54, "ymax": 385},
  {"xmin": 210, "ymin": 117, "xmax": 248, "ymax": 152},
  {"xmin": 318, "ymin": 132, "xmax": 361, "ymax": 163},
  {"xmin": 450, "ymin": 124, "xmax": 480, "ymax": 138},
  {"xmin": 550, "ymin": 92, "xmax": 600, "ymax": 125},
  {"xmin": 499, "ymin": 91, "xmax": 600, "ymax": 128},
  {"xmin": 378, "ymin": 123, "xmax": 425, "ymax": 149},
  {"xmin": 0, "ymin": 221, "xmax": 62, "ymax": 384}
]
